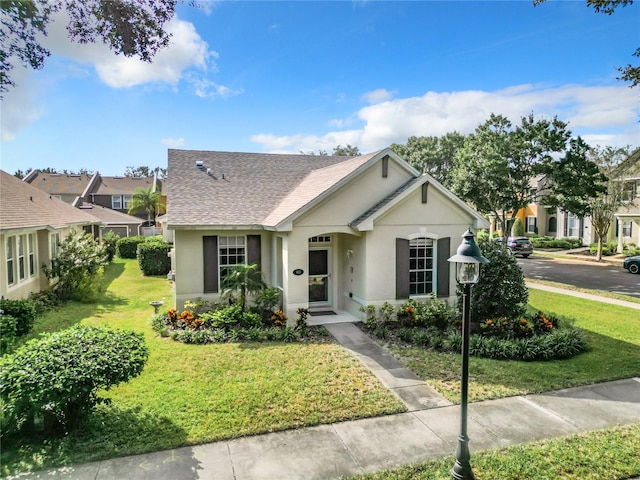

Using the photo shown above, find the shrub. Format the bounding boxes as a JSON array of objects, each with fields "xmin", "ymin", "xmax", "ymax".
[
  {"xmin": 0, "ymin": 314, "xmax": 17, "ymax": 354},
  {"xmin": 101, "ymin": 230, "xmax": 120, "ymax": 262},
  {"xmin": 511, "ymin": 217, "xmax": 525, "ymax": 236},
  {"xmin": 137, "ymin": 240, "xmax": 172, "ymax": 276},
  {"xmin": 1, "ymin": 326, "xmax": 148, "ymax": 434},
  {"xmin": 530, "ymin": 236, "xmax": 582, "ymax": 250},
  {"xmin": 116, "ymin": 236, "xmax": 144, "ymax": 259},
  {"xmin": 0, "ymin": 298, "xmax": 37, "ymax": 337},
  {"xmin": 27, "ymin": 288, "xmax": 62, "ymax": 316},
  {"xmin": 467, "ymin": 237, "xmax": 528, "ymax": 323},
  {"xmin": 42, "ymin": 231, "xmax": 108, "ymax": 302}
]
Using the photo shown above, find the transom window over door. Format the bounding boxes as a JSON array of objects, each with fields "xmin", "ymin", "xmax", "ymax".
[
  {"xmin": 219, "ymin": 236, "xmax": 246, "ymax": 283},
  {"xmin": 409, "ymin": 238, "xmax": 434, "ymax": 296}
]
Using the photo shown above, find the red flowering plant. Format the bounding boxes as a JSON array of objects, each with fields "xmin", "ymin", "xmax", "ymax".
[
  {"xmin": 271, "ymin": 310, "xmax": 288, "ymax": 327},
  {"xmin": 397, "ymin": 301, "xmax": 418, "ymax": 327},
  {"xmin": 480, "ymin": 311, "xmax": 558, "ymax": 339}
]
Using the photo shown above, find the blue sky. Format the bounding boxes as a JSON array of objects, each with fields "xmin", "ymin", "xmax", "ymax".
[{"xmin": 1, "ymin": 0, "xmax": 639, "ymax": 175}]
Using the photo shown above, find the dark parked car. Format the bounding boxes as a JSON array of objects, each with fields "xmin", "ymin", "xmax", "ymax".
[
  {"xmin": 496, "ymin": 236, "xmax": 533, "ymax": 258},
  {"xmin": 623, "ymin": 256, "xmax": 640, "ymax": 274}
]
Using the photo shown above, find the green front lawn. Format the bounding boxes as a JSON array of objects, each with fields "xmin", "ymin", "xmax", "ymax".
[
  {"xmin": 344, "ymin": 423, "xmax": 640, "ymax": 480},
  {"xmin": 2, "ymin": 259, "xmax": 405, "ymax": 476},
  {"xmin": 387, "ymin": 288, "xmax": 640, "ymax": 403}
]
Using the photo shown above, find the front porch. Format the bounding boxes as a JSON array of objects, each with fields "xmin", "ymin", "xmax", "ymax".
[{"xmin": 306, "ymin": 309, "xmax": 360, "ymax": 326}]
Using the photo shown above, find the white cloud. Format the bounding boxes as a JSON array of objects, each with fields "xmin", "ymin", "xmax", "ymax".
[
  {"xmin": 41, "ymin": 14, "xmax": 215, "ymax": 88},
  {"xmin": 161, "ymin": 138, "xmax": 185, "ymax": 148},
  {"xmin": 361, "ymin": 88, "xmax": 395, "ymax": 104},
  {"xmin": 1, "ymin": 64, "xmax": 44, "ymax": 141},
  {"xmin": 251, "ymin": 84, "xmax": 639, "ymax": 153},
  {"xmin": 188, "ymin": 76, "xmax": 243, "ymax": 98}
]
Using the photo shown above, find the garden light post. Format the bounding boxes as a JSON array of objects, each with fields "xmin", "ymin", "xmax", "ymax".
[{"xmin": 448, "ymin": 229, "xmax": 489, "ymax": 480}]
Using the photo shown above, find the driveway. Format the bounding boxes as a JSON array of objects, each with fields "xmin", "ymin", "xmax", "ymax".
[{"xmin": 517, "ymin": 256, "xmax": 640, "ymax": 299}]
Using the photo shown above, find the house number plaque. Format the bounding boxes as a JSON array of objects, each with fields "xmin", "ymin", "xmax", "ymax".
[{"xmin": 293, "ymin": 269, "xmax": 304, "ymax": 276}]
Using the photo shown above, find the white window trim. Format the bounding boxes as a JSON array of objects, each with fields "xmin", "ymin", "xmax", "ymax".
[
  {"xmin": 526, "ymin": 216, "xmax": 536, "ymax": 234},
  {"xmin": 409, "ymin": 237, "xmax": 436, "ymax": 297},
  {"xmin": 17, "ymin": 234, "xmax": 26, "ymax": 281},
  {"xmin": 218, "ymin": 235, "xmax": 247, "ymax": 286},
  {"xmin": 112, "ymin": 195, "xmax": 122, "ymax": 209},
  {"xmin": 123, "ymin": 195, "xmax": 131, "ymax": 210},
  {"xmin": 6, "ymin": 236, "xmax": 15, "ymax": 286}
]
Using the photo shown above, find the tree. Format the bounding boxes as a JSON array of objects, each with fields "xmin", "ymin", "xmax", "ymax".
[
  {"xmin": 332, "ymin": 144, "xmax": 361, "ymax": 156},
  {"xmin": 220, "ymin": 264, "xmax": 266, "ymax": 311},
  {"xmin": 450, "ymin": 113, "xmax": 570, "ymax": 233},
  {"xmin": 541, "ymin": 137, "xmax": 608, "ymax": 218},
  {"xmin": 533, "ymin": 0, "xmax": 638, "ymax": 88},
  {"xmin": 586, "ymin": 146, "xmax": 636, "ymax": 260},
  {"xmin": 390, "ymin": 132, "xmax": 466, "ymax": 187},
  {"xmin": 127, "ymin": 184, "xmax": 165, "ymax": 224},
  {"xmin": 42, "ymin": 230, "xmax": 108, "ymax": 301},
  {"xmin": 125, "ymin": 165, "xmax": 167, "ymax": 179},
  {"xmin": 1, "ymin": 0, "xmax": 180, "ymax": 96},
  {"xmin": 300, "ymin": 145, "xmax": 361, "ymax": 156}
]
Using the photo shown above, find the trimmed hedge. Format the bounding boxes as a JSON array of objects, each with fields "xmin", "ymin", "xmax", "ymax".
[
  {"xmin": 530, "ymin": 236, "xmax": 583, "ymax": 250},
  {"xmin": 1, "ymin": 325, "xmax": 149, "ymax": 434},
  {"xmin": 116, "ymin": 236, "xmax": 144, "ymax": 259},
  {"xmin": 137, "ymin": 240, "xmax": 172, "ymax": 276},
  {"xmin": 0, "ymin": 299, "xmax": 36, "ymax": 337},
  {"xmin": 0, "ymin": 314, "xmax": 17, "ymax": 354}
]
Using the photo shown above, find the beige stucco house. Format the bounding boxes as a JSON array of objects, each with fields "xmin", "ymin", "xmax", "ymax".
[
  {"xmin": 166, "ymin": 148, "xmax": 489, "ymax": 323},
  {"xmin": 1, "ymin": 170, "xmax": 101, "ymax": 300}
]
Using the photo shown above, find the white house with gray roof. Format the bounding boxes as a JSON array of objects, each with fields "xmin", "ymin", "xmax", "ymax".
[{"xmin": 166, "ymin": 148, "xmax": 489, "ymax": 323}]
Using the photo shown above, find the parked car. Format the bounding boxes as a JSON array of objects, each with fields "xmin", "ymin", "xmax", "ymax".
[
  {"xmin": 623, "ymin": 255, "xmax": 640, "ymax": 274},
  {"xmin": 496, "ymin": 236, "xmax": 534, "ymax": 258}
]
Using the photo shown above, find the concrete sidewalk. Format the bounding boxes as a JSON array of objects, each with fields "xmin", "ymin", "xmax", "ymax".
[
  {"xmin": 8, "ymin": 290, "xmax": 640, "ymax": 480},
  {"xmin": 10, "ymin": 378, "xmax": 640, "ymax": 480}
]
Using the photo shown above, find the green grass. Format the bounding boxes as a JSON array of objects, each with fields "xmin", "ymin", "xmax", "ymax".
[
  {"xmin": 387, "ymin": 288, "xmax": 640, "ymax": 403},
  {"xmin": 2, "ymin": 259, "xmax": 405, "ymax": 476},
  {"xmin": 342, "ymin": 423, "xmax": 640, "ymax": 480},
  {"xmin": 525, "ymin": 277, "xmax": 640, "ymax": 305}
]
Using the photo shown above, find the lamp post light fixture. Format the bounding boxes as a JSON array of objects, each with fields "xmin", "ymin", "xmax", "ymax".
[{"xmin": 448, "ymin": 229, "xmax": 489, "ymax": 480}]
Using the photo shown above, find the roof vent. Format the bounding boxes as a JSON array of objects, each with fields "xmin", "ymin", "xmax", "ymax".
[
  {"xmin": 195, "ymin": 161, "xmax": 204, "ymax": 169},
  {"xmin": 206, "ymin": 168, "xmax": 212, "ymax": 176}
]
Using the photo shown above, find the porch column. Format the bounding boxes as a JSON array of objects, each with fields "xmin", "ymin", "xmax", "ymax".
[{"xmin": 616, "ymin": 215, "xmax": 623, "ymax": 253}]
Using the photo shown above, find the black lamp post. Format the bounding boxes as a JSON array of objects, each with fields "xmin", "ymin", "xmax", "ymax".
[{"xmin": 448, "ymin": 229, "xmax": 489, "ymax": 480}]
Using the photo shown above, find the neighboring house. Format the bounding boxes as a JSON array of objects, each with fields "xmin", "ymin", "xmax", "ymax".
[
  {"xmin": 167, "ymin": 148, "xmax": 489, "ymax": 323},
  {"xmin": 24, "ymin": 171, "xmax": 164, "ymax": 223},
  {"xmin": 77, "ymin": 203, "xmax": 144, "ymax": 238},
  {"xmin": 612, "ymin": 149, "xmax": 639, "ymax": 251},
  {"xmin": 556, "ymin": 148, "xmax": 640, "ymax": 249},
  {"xmin": 88, "ymin": 175, "xmax": 163, "ymax": 222},
  {"xmin": 23, "ymin": 171, "xmax": 95, "ymax": 204},
  {"xmin": 488, "ymin": 175, "xmax": 558, "ymax": 238},
  {"xmin": 1, "ymin": 170, "xmax": 101, "ymax": 300}
]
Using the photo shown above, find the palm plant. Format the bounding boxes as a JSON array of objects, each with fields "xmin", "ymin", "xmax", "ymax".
[
  {"xmin": 127, "ymin": 185, "xmax": 165, "ymax": 224},
  {"xmin": 220, "ymin": 264, "xmax": 266, "ymax": 311}
]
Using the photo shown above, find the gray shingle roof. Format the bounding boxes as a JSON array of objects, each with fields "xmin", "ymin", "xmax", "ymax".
[
  {"xmin": 1, "ymin": 170, "xmax": 101, "ymax": 232},
  {"xmin": 25, "ymin": 172, "xmax": 93, "ymax": 195},
  {"xmin": 167, "ymin": 150, "xmax": 379, "ymax": 228},
  {"xmin": 96, "ymin": 176, "xmax": 157, "ymax": 195}
]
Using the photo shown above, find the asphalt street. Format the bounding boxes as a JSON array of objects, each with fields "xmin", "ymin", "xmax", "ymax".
[{"xmin": 518, "ymin": 256, "xmax": 640, "ymax": 298}]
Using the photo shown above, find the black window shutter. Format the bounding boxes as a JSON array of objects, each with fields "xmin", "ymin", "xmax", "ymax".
[
  {"xmin": 437, "ymin": 237, "xmax": 450, "ymax": 297},
  {"xmin": 247, "ymin": 235, "xmax": 261, "ymax": 269},
  {"xmin": 247, "ymin": 235, "xmax": 262, "ymax": 282},
  {"xmin": 203, "ymin": 236, "xmax": 218, "ymax": 293},
  {"xmin": 396, "ymin": 238, "xmax": 410, "ymax": 299}
]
